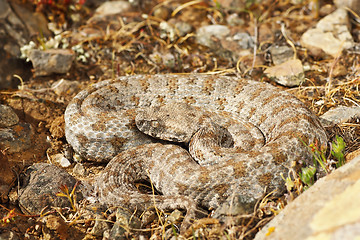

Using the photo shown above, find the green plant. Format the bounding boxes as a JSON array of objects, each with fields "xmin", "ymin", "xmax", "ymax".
[
  {"xmin": 298, "ymin": 165, "xmax": 316, "ymax": 189},
  {"xmin": 307, "ymin": 140, "xmax": 328, "ymax": 173},
  {"xmin": 331, "ymin": 135, "xmax": 346, "ymax": 168},
  {"xmin": 299, "ymin": 136, "xmax": 346, "ymax": 188}
]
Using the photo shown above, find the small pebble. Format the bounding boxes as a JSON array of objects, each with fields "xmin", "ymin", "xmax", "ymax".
[{"xmin": 0, "ymin": 105, "xmax": 19, "ymax": 128}]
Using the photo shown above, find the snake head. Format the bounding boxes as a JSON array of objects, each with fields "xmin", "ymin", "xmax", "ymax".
[{"xmin": 135, "ymin": 103, "xmax": 205, "ymax": 144}]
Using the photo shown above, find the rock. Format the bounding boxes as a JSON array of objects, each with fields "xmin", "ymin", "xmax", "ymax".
[
  {"xmin": 255, "ymin": 154, "xmax": 360, "ymax": 240},
  {"xmin": 334, "ymin": 0, "xmax": 360, "ymax": 15},
  {"xmin": 300, "ymin": 8, "xmax": 354, "ymax": 57},
  {"xmin": 264, "ymin": 59, "xmax": 304, "ymax": 87},
  {"xmin": 212, "ymin": 195, "xmax": 256, "ymax": 220},
  {"xmin": 196, "ymin": 25, "xmax": 255, "ymax": 61},
  {"xmin": 320, "ymin": 105, "xmax": 360, "ymax": 127},
  {"xmin": 76, "ymin": 203, "xmax": 109, "ymax": 238},
  {"xmin": 226, "ymin": 13, "xmax": 245, "ymax": 27},
  {"xmin": 229, "ymin": 32, "xmax": 254, "ymax": 49},
  {"xmin": 28, "ymin": 49, "xmax": 75, "ymax": 76},
  {"xmin": 153, "ymin": 6, "xmax": 171, "ymax": 20},
  {"xmin": 43, "ymin": 215, "xmax": 68, "ymax": 238},
  {"xmin": 94, "ymin": 0, "xmax": 131, "ymax": 16},
  {"xmin": 90, "ymin": 212, "xmax": 110, "ymax": 237},
  {"xmin": 211, "ymin": 0, "xmax": 246, "ymax": 9},
  {"xmin": 0, "ymin": 122, "xmax": 33, "ymax": 153},
  {"xmin": 159, "ymin": 21, "xmax": 177, "ymax": 41},
  {"xmin": 10, "ymin": 2, "xmax": 51, "ymax": 40},
  {"xmin": 51, "ymin": 79, "xmax": 81, "ymax": 97},
  {"xmin": 49, "ymin": 116, "xmax": 65, "ymax": 139},
  {"xmin": 346, "ymin": 148, "xmax": 360, "ymax": 162},
  {"xmin": 87, "ymin": 1, "xmax": 132, "ymax": 23},
  {"xmin": 0, "ymin": 0, "xmax": 50, "ymax": 58},
  {"xmin": 0, "ymin": 0, "xmax": 39, "ymax": 89},
  {"xmin": 331, "ymin": 64, "xmax": 347, "ymax": 77},
  {"xmin": 167, "ymin": 19, "xmax": 193, "ymax": 37},
  {"xmin": 0, "ymin": 104, "xmax": 19, "ymax": 127},
  {"xmin": 162, "ymin": 53, "xmax": 176, "ymax": 69},
  {"xmin": 196, "ymin": 25, "xmax": 231, "ymax": 48},
  {"xmin": 18, "ymin": 163, "xmax": 83, "ymax": 215},
  {"xmin": 0, "ymin": 149, "xmax": 16, "ymax": 203},
  {"xmin": 149, "ymin": 51, "xmax": 177, "ymax": 69},
  {"xmin": 73, "ymin": 163, "xmax": 86, "ymax": 176},
  {"xmin": 109, "ymin": 208, "xmax": 141, "ymax": 239},
  {"xmin": 319, "ymin": 4, "xmax": 336, "ymax": 17},
  {"xmin": 0, "ymin": 231, "xmax": 20, "ymax": 240},
  {"xmin": 269, "ymin": 45, "xmax": 294, "ymax": 65},
  {"xmin": 160, "ymin": 19, "xmax": 192, "ymax": 42},
  {"xmin": 51, "ymin": 153, "xmax": 72, "ymax": 168}
]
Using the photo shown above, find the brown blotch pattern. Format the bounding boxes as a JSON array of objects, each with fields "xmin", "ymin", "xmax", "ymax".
[
  {"xmin": 215, "ymin": 98, "xmax": 228, "ymax": 110},
  {"xmin": 249, "ymin": 85, "xmax": 266, "ymax": 101},
  {"xmin": 257, "ymin": 172, "xmax": 273, "ymax": 187},
  {"xmin": 203, "ymin": 77, "xmax": 215, "ymax": 94},
  {"xmin": 130, "ymin": 95, "xmax": 140, "ymax": 106},
  {"xmin": 91, "ymin": 122, "xmax": 107, "ymax": 132},
  {"xmin": 167, "ymin": 77, "xmax": 178, "ymax": 93},
  {"xmin": 110, "ymin": 137, "xmax": 126, "ymax": 151}
]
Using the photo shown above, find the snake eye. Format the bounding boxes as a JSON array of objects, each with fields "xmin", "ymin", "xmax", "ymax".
[{"xmin": 151, "ymin": 120, "xmax": 159, "ymax": 128}]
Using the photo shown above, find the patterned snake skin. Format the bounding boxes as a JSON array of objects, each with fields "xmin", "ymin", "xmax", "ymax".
[{"xmin": 64, "ymin": 74, "xmax": 327, "ymax": 229}]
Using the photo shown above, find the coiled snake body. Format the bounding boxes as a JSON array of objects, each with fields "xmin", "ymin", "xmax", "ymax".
[{"xmin": 64, "ymin": 74, "xmax": 327, "ymax": 229}]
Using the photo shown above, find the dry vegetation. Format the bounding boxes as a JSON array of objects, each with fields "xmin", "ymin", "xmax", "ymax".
[{"xmin": 1, "ymin": 0, "xmax": 360, "ymax": 239}]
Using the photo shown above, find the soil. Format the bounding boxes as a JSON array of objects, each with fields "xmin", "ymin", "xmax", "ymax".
[{"xmin": 0, "ymin": 0, "xmax": 360, "ymax": 239}]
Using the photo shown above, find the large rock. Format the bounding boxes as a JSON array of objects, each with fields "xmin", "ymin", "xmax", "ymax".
[
  {"xmin": 28, "ymin": 49, "xmax": 75, "ymax": 76},
  {"xmin": 334, "ymin": 0, "xmax": 360, "ymax": 15},
  {"xmin": 19, "ymin": 163, "xmax": 83, "ymax": 214},
  {"xmin": 255, "ymin": 155, "xmax": 360, "ymax": 240},
  {"xmin": 301, "ymin": 8, "xmax": 354, "ymax": 57},
  {"xmin": 0, "ymin": 0, "xmax": 49, "ymax": 89}
]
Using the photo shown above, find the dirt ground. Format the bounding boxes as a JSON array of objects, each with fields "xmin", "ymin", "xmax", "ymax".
[{"xmin": 1, "ymin": 0, "xmax": 360, "ymax": 239}]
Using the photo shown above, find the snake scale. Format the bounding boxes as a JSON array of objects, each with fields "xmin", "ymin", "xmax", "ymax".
[{"xmin": 64, "ymin": 74, "xmax": 327, "ymax": 230}]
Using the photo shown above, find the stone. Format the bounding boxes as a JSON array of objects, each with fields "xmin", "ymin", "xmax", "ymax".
[
  {"xmin": 167, "ymin": 19, "xmax": 193, "ymax": 37},
  {"xmin": 109, "ymin": 208, "xmax": 141, "ymax": 239},
  {"xmin": 49, "ymin": 116, "xmax": 65, "ymax": 139},
  {"xmin": 300, "ymin": 8, "xmax": 354, "ymax": 57},
  {"xmin": 195, "ymin": 25, "xmax": 255, "ymax": 61},
  {"xmin": 153, "ymin": 6, "xmax": 171, "ymax": 20},
  {"xmin": 0, "ymin": 122, "xmax": 33, "ymax": 153},
  {"xmin": 320, "ymin": 105, "xmax": 360, "ymax": 127},
  {"xmin": 10, "ymin": 1, "xmax": 51, "ymax": 39},
  {"xmin": 269, "ymin": 45, "xmax": 294, "ymax": 65},
  {"xmin": 52, "ymin": 153, "xmax": 72, "ymax": 168},
  {"xmin": 196, "ymin": 25, "xmax": 231, "ymax": 48},
  {"xmin": 0, "ymin": 0, "xmax": 38, "ymax": 89},
  {"xmin": 29, "ymin": 49, "xmax": 75, "ymax": 76},
  {"xmin": 264, "ymin": 59, "xmax": 304, "ymax": 87},
  {"xmin": 229, "ymin": 32, "xmax": 254, "ymax": 49},
  {"xmin": 51, "ymin": 79, "xmax": 81, "ymax": 96},
  {"xmin": 72, "ymin": 163, "xmax": 86, "ymax": 176},
  {"xmin": 211, "ymin": 0, "xmax": 246, "ymax": 8},
  {"xmin": 0, "ymin": 231, "xmax": 20, "ymax": 240},
  {"xmin": 0, "ymin": 149, "xmax": 16, "ymax": 203},
  {"xmin": 18, "ymin": 163, "xmax": 83, "ymax": 215},
  {"xmin": 0, "ymin": 104, "xmax": 19, "ymax": 127},
  {"xmin": 334, "ymin": 0, "xmax": 360, "ymax": 15},
  {"xmin": 254, "ymin": 154, "xmax": 360, "ymax": 240},
  {"xmin": 226, "ymin": 13, "xmax": 245, "ymax": 27},
  {"xmin": 212, "ymin": 195, "xmax": 256, "ymax": 220},
  {"xmin": 87, "ymin": 1, "xmax": 132, "ymax": 23},
  {"xmin": 94, "ymin": 0, "xmax": 131, "ymax": 16},
  {"xmin": 90, "ymin": 213, "xmax": 110, "ymax": 237}
]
